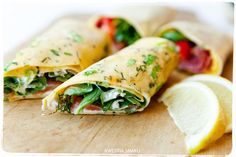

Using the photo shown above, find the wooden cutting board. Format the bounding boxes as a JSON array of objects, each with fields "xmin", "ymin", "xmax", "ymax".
[{"xmin": 3, "ymin": 53, "xmax": 233, "ymax": 155}]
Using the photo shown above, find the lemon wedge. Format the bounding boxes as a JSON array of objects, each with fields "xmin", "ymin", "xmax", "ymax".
[
  {"xmin": 184, "ymin": 74, "xmax": 232, "ymax": 133},
  {"xmin": 159, "ymin": 81, "xmax": 226, "ymax": 154}
]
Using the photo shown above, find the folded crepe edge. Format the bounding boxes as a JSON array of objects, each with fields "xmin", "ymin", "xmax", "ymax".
[{"xmin": 4, "ymin": 65, "xmax": 81, "ymax": 77}]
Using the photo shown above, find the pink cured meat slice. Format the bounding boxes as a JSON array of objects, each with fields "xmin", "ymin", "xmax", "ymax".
[
  {"xmin": 179, "ymin": 47, "xmax": 212, "ymax": 73},
  {"xmin": 70, "ymin": 96, "xmax": 102, "ymax": 113}
]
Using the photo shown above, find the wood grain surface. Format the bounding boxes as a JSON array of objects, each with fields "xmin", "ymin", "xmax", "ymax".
[{"xmin": 3, "ymin": 53, "xmax": 233, "ymax": 155}]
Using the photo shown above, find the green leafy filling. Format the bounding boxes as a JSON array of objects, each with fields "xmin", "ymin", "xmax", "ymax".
[
  {"xmin": 4, "ymin": 77, "xmax": 19, "ymax": 94},
  {"xmin": 4, "ymin": 70, "xmax": 74, "ymax": 96},
  {"xmin": 48, "ymin": 72, "xmax": 74, "ymax": 82},
  {"xmin": 4, "ymin": 76, "xmax": 47, "ymax": 96},
  {"xmin": 57, "ymin": 83, "xmax": 146, "ymax": 114},
  {"xmin": 161, "ymin": 30, "xmax": 186, "ymax": 42},
  {"xmin": 64, "ymin": 84, "xmax": 93, "ymax": 96},
  {"xmin": 75, "ymin": 87, "xmax": 102, "ymax": 114},
  {"xmin": 113, "ymin": 18, "xmax": 141, "ymax": 45},
  {"xmin": 25, "ymin": 77, "xmax": 47, "ymax": 94}
]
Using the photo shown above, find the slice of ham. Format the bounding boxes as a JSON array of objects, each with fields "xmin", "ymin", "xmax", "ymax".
[
  {"xmin": 70, "ymin": 96, "xmax": 83, "ymax": 113},
  {"xmin": 178, "ymin": 47, "xmax": 212, "ymax": 73},
  {"xmin": 34, "ymin": 80, "xmax": 62, "ymax": 95},
  {"xmin": 112, "ymin": 42, "xmax": 126, "ymax": 52},
  {"xmin": 70, "ymin": 96, "xmax": 102, "ymax": 114},
  {"xmin": 84, "ymin": 104, "xmax": 102, "ymax": 111}
]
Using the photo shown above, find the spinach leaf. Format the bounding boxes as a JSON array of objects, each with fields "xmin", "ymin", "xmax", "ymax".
[
  {"xmin": 17, "ymin": 69, "xmax": 38, "ymax": 95},
  {"xmin": 125, "ymin": 96, "xmax": 142, "ymax": 107},
  {"xmin": 4, "ymin": 88, "xmax": 12, "ymax": 94},
  {"xmin": 55, "ymin": 73, "xmax": 74, "ymax": 82},
  {"xmin": 124, "ymin": 92, "xmax": 144, "ymax": 107},
  {"xmin": 58, "ymin": 83, "xmax": 147, "ymax": 113},
  {"xmin": 26, "ymin": 76, "xmax": 47, "ymax": 94},
  {"xmin": 64, "ymin": 84, "xmax": 93, "ymax": 96},
  {"xmin": 4, "ymin": 77, "xmax": 19, "ymax": 89},
  {"xmin": 162, "ymin": 30, "xmax": 186, "ymax": 42},
  {"xmin": 4, "ymin": 74, "xmax": 47, "ymax": 95},
  {"xmin": 47, "ymin": 71, "xmax": 74, "ymax": 82},
  {"xmin": 120, "ymin": 99, "xmax": 130, "ymax": 108},
  {"xmin": 74, "ymin": 87, "xmax": 102, "ymax": 114},
  {"xmin": 114, "ymin": 18, "xmax": 141, "ymax": 45},
  {"xmin": 48, "ymin": 72, "xmax": 57, "ymax": 77},
  {"xmin": 4, "ymin": 77, "xmax": 19, "ymax": 93},
  {"xmin": 102, "ymin": 101, "xmax": 113, "ymax": 111}
]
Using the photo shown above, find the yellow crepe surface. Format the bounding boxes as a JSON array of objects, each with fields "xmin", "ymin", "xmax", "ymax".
[
  {"xmin": 4, "ymin": 18, "xmax": 111, "ymax": 77},
  {"xmin": 43, "ymin": 37, "xmax": 179, "ymax": 112}
]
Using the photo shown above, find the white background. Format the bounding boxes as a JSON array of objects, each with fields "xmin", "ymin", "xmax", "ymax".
[{"xmin": 2, "ymin": 1, "xmax": 234, "ymax": 57}]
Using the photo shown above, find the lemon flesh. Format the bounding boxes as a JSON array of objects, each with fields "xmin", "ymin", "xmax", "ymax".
[
  {"xmin": 159, "ymin": 81, "xmax": 226, "ymax": 154},
  {"xmin": 185, "ymin": 74, "xmax": 232, "ymax": 133}
]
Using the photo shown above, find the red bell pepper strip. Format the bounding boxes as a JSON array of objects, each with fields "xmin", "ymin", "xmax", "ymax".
[{"xmin": 175, "ymin": 40, "xmax": 191, "ymax": 60}]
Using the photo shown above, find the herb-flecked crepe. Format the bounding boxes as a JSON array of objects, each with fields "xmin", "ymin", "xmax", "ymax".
[
  {"xmin": 157, "ymin": 21, "xmax": 233, "ymax": 75},
  {"xmin": 4, "ymin": 19, "xmax": 111, "ymax": 101},
  {"xmin": 42, "ymin": 37, "xmax": 179, "ymax": 115}
]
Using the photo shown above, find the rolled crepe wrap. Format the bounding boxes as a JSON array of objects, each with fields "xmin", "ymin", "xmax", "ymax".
[
  {"xmin": 42, "ymin": 37, "xmax": 179, "ymax": 115},
  {"xmin": 4, "ymin": 19, "xmax": 111, "ymax": 101},
  {"xmin": 89, "ymin": 6, "xmax": 175, "ymax": 52},
  {"xmin": 157, "ymin": 21, "xmax": 233, "ymax": 75}
]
